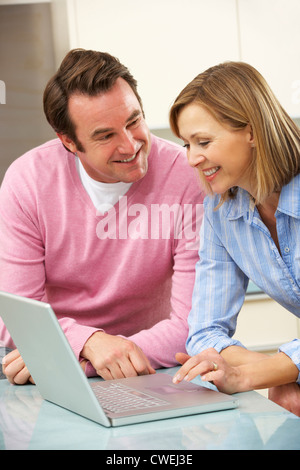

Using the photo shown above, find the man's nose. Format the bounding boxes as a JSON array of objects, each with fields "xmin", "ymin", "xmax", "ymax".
[{"xmin": 118, "ymin": 131, "xmax": 136, "ymax": 155}]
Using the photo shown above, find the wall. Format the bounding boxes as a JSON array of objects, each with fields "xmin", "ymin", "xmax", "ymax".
[
  {"xmin": 1, "ymin": 0, "xmax": 299, "ymax": 181},
  {"xmin": 0, "ymin": 1, "xmax": 56, "ymax": 183},
  {"xmin": 50, "ymin": 0, "xmax": 300, "ymax": 128}
]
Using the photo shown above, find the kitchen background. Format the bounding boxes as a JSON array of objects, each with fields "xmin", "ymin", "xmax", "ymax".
[
  {"xmin": 0, "ymin": 0, "xmax": 300, "ymax": 393},
  {"xmin": 0, "ymin": 0, "xmax": 299, "ymax": 182}
]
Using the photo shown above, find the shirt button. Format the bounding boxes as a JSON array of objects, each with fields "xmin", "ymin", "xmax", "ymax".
[{"xmin": 284, "ymin": 246, "xmax": 290, "ymax": 253}]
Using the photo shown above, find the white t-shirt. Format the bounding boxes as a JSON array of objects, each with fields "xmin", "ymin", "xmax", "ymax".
[{"xmin": 76, "ymin": 156, "xmax": 132, "ymax": 214}]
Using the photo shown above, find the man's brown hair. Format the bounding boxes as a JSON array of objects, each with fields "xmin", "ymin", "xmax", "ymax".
[{"xmin": 43, "ymin": 48, "xmax": 143, "ymax": 151}]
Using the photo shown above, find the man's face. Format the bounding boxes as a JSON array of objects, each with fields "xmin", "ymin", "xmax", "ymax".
[{"xmin": 59, "ymin": 78, "xmax": 151, "ymax": 183}]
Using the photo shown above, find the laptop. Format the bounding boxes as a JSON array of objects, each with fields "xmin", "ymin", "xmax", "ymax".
[{"xmin": 0, "ymin": 291, "xmax": 237, "ymax": 427}]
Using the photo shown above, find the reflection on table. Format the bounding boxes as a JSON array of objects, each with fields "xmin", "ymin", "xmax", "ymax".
[{"xmin": 0, "ymin": 367, "xmax": 300, "ymax": 450}]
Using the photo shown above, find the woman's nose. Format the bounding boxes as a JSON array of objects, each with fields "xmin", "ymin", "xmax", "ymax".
[{"xmin": 187, "ymin": 149, "xmax": 206, "ymax": 168}]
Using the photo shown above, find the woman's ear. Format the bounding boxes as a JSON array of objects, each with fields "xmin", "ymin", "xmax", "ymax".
[{"xmin": 248, "ymin": 124, "xmax": 256, "ymax": 148}]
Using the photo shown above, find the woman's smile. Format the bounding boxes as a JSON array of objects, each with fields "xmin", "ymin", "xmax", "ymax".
[{"xmin": 202, "ymin": 166, "xmax": 221, "ymax": 180}]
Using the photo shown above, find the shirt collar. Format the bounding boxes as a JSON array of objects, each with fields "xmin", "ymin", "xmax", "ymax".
[
  {"xmin": 277, "ymin": 173, "xmax": 300, "ymax": 219},
  {"xmin": 224, "ymin": 188, "xmax": 254, "ymax": 221},
  {"xmin": 224, "ymin": 174, "xmax": 300, "ymax": 221}
]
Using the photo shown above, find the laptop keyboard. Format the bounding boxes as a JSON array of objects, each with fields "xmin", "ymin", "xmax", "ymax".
[{"xmin": 91, "ymin": 381, "xmax": 168, "ymax": 414}]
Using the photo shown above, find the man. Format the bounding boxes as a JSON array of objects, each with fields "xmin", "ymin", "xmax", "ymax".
[{"xmin": 0, "ymin": 49, "xmax": 204, "ymax": 384}]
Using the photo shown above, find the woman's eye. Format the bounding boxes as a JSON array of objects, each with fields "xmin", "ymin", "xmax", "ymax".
[
  {"xmin": 199, "ymin": 141, "xmax": 210, "ymax": 147},
  {"xmin": 183, "ymin": 143, "xmax": 190, "ymax": 149}
]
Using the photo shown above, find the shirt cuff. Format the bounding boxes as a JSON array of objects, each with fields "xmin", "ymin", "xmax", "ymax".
[
  {"xmin": 187, "ymin": 334, "xmax": 245, "ymax": 356},
  {"xmin": 278, "ymin": 339, "xmax": 300, "ymax": 384}
]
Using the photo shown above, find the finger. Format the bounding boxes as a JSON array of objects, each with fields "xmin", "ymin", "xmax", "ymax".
[
  {"xmin": 98, "ymin": 360, "xmax": 127, "ymax": 380},
  {"xmin": 173, "ymin": 354, "xmax": 206, "ymax": 382},
  {"xmin": 119, "ymin": 358, "xmax": 142, "ymax": 377},
  {"xmin": 173, "ymin": 357, "xmax": 216, "ymax": 384},
  {"xmin": 175, "ymin": 352, "xmax": 191, "ymax": 365},
  {"xmin": 173, "ymin": 357, "xmax": 197, "ymax": 384},
  {"xmin": 141, "ymin": 360, "xmax": 156, "ymax": 375},
  {"xmin": 80, "ymin": 359, "xmax": 88, "ymax": 373},
  {"xmin": 3, "ymin": 354, "xmax": 27, "ymax": 384},
  {"xmin": 143, "ymin": 354, "xmax": 156, "ymax": 375},
  {"xmin": 13, "ymin": 365, "xmax": 32, "ymax": 385},
  {"xmin": 96, "ymin": 367, "xmax": 114, "ymax": 380},
  {"xmin": 129, "ymin": 350, "xmax": 155, "ymax": 376},
  {"xmin": 201, "ymin": 369, "xmax": 224, "ymax": 383},
  {"xmin": 185, "ymin": 359, "xmax": 219, "ymax": 382},
  {"xmin": 99, "ymin": 354, "xmax": 147, "ymax": 379},
  {"xmin": 2, "ymin": 348, "xmax": 21, "ymax": 367}
]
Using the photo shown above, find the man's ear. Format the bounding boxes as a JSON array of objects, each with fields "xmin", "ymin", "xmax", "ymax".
[{"xmin": 57, "ymin": 133, "xmax": 77, "ymax": 153}]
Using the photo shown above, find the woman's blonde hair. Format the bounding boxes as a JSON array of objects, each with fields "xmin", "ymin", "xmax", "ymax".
[{"xmin": 169, "ymin": 61, "xmax": 300, "ymax": 204}]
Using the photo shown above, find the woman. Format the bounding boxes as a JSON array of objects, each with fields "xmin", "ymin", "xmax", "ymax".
[{"xmin": 169, "ymin": 61, "xmax": 300, "ymax": 416}]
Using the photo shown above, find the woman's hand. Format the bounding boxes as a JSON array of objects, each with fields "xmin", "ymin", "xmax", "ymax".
[
  {"xmin": 268, "ymin": 383, "xmax": 300, "ymax": 417},
  {"xmin": 173, "ymin": 347, "xmax": 300, "ymax": 414},
  {"xmin": 173, "ymin": 348, "xmax": 244, "ymax": 394}
]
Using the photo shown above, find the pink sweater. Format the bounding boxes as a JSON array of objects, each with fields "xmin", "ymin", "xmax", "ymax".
[{"xmin": 0, "ymin": 135, "xmax": 204, "ymax": 374}]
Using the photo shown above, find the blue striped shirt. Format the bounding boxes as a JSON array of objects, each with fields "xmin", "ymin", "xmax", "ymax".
[{"xmin": 187, "ymin": 174, "xmax": 300, "ymax": 383}]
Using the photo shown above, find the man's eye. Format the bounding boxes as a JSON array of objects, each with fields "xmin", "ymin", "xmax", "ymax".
[
  {"xmin": 100, "ymin": 133, "xmax": 113, "ymax": 141},
  {"xmin": 128, "ymin": 118, "xmax": 140, "ymax": 128}
]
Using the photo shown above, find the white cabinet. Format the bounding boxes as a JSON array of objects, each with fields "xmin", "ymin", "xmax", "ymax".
[
  {"xmin": 50, "ymin": 0, "xmax": 300, "ymax": 128},
  {"xmin": 50, "ymin": 0, "xmax": 240, "ymax": 129},
  {"xmin": 238, "ymin": 0, "xmax": 300, "ymax": 119},
  {"xmin": 234, "ymin": 295, "xmax": 300, "ymax": 353}
]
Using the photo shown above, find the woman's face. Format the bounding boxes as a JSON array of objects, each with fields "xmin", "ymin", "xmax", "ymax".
[{"xmin": 177, "ymin": 103, "xmax": 255, "ymax": 195}]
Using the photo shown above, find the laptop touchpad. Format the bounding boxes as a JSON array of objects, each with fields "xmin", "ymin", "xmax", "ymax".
[{"xmin": 148, "ymin": 383, "xmax": 200, "ymax": 395}]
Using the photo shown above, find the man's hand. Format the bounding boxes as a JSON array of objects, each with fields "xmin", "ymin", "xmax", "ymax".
[
  {"xmin": 81, "ymin": 331, "xmax": 156, "ymax": 380},
  {"xmin": 2, "ymin": 349, "xmax": 35, "ymax": 385}
]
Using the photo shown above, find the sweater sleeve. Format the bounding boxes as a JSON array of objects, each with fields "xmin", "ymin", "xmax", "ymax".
[{"xmin": 0, "ymin": 167, "xmax": 97, "ymax": 357}]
